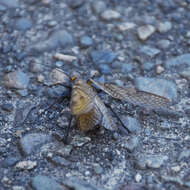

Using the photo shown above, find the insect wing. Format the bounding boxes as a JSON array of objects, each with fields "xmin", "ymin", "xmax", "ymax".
[
  {"xmin": 77, "ymin": 105, "xmax": 102, "ymax": 132},
  {"xmin": 94, "ymin": 95, "xmax": 118, "ymax": 131},
  {"xmin": 90, "ymin": 79, "xmax": 171, "ymax": 110}
]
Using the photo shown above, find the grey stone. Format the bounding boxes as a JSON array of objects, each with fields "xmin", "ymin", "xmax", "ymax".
[
  {"xmin": 140, "ymin": 46, "xmax": 160, "ymax": 58},
  {"xmin": 47, "ymin": 20, "xmax": 57, "ymax": 27},
  {"xmin": 123, "ymin": 136, "xmax": 139, "ymax": 152},
  {"xmin": 55, "ymin": 145, "xmax": 73, "ymax": 157},
  {"xmin": 24, "ymin": 0, "xmax": 38, "ymax": 4},
  {"xmin": 0, "ymin": 137, "xmax": 6, "ymax": 146},
  {"xmin": 47, "ymin": 155, "xmax": 71, "ymax": 167},
  {"xmin": 159, "ymin": 121, "xmax": 171, "ymax": 130},
  {"xmin": 179, "ymin": 67, "xmax": 190, "ymax": 80},
  {"xmin": 4, "ymin": 70, "xmax": 30, "ymax": 89},
  {"xmin": 121, "ymin": 63, "xmax": 135, "ymax": 73},
  {"xmin": 111, "ymin": 61, "xmax": 122, "ymax": 68},
  {"xmin": 46, "ymin": 85, "xmax": 70, "ymax": 99},
  {"xmin": 1, "ymin": 103, "xmax": 14, "ymax": 112},
  {"xmin": 142, "ymin": 62, "xmax": 154, "ymax": 71},
  {"xmin": 91, "ymin": 1, "xmax": 106, "ymax": 14},
  {"xmin": 67, "ymin": 0, "xmax": 85, "ymax": 9},
  {"xmin": 120, "ymin": 184, "xmax": 146, "ymax": 190},
  {"xmin": 0, "ymin": 0, "xmax": 19, "ymax": 8},
  {"xmin": 137, "ymin": 25, "xmax": 156, "ymax": 41},
  {"xmin": 136, "ymin": 154, "xmax": 168, "ymax": 169},
  {"xmin": 31, "ymin": 175, "xmax": 65, "ymax": 190},
  {"xmin": 90, "ymin": 50, "xmax": 117, "ymax": 65},
  {"xmin": 15, "ymin": 160, "xmax": 37, "ymax": 170},
  {"xmin": 161, "ymin": 176, "xmax": 183, "ymax": 186},
  {"xmin": 15, "ymin": 18, "xmax": 32, "ymax": 31},
  {"xmin": 135, "ymin": 77, "xmax": 177, "ymax": 101},
  {"xmin": 99, "ymin": 64, "xmax": 112, "ymax": 74},
  {"xmin": 156, "ymin": 65, "xmax": 165, "ymax": 74},
  {"xmin": 0, "ymin": 4, "xmax": 7, "ymax": 11},
  {"xmin": 71, "ymin": 135, "xmax": 91, "ymax": 147},
  {"xmin": 157, "ymin": 39, "xmax": 170, "ymax": 49},
  {"xmin": 29, "ymin": 30, "xmax": 74, "ymax": 54},
  {"xmin": 79, "ymin": 36, "xmax": 93, "ymax": 48},
  {"xmin": 14, "ymin": 102, "xmax": 35, "ymax": 124},
  {"xmin": 16, "ymin": 89, "xmax": 28, "ymax": 97},
  {"xmin": 2, "ymin": 156, "xmax": 20, "ymax": 167},
  {"xmin": 178, "ymin": 150, "xmax": 190, "ymax": 161},
  {"xmin": 30, "ymin": 62, "xmax": 43, "ymax": 73},
  {"xmin": 157, "ymin": 21, "xmax": 172, "ymax": 33},
  {"xmin": 117, "ymin": 22, "xmax": 136, "ymax": 31},
  {"xmin": 165, "ymin": 54, "xmax": 190, "ymax": 69},
  {"xmin": 94, "ymin": 164, "xmax": 103, "ymax": 174},
  {"xmin": 12, "ymin": 186, "xmax": 25, "ymax": 190},
  {"xmin": 48, "ymin": 68, "xmax": 70, "ymax": 86},
  {"xmin": 101, "ymin": 10, "xmax": 121, "ymax": 21},
  {"xmin": 158, "ymin": 0, "xmax": 177, "ymax": 13},
  {"xmin": 121, "ymin": 116, "xmax": 141, "ymax": 133},
  {"xmin": 55, "ymin": 61, "xmax": 64, "ymax": 67},
  {"xmin": 146, "ymin": 155, "xmax": 168, "ymax": 169},
  {"xmin": 63, "ymin": 177, "xmax": 106, "ymax": 190},
  {"xmin": 184, "ymin": 181, "xmax": 190, "ymax": 188},
  {"xmin": 19, "ymin": 133, "xmax": 52, "ymax": 155}
]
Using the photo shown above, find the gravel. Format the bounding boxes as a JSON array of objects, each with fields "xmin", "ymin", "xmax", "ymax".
[{"xmin": 0, "ymin": 1, "xmax": 189, "ymax": 190}]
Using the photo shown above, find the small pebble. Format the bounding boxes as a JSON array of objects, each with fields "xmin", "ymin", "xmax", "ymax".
[
  {"xmin": 1, "ymin": 103, "xmax": 14, "ymax": 112},
  {"xmin": 31, "ymin": 175, "xmax": 63, "ymax": 190},
  {"xmin": 67, "ymin": 0, "xmax": 85, "ymax": 9},
  {"xmin": 54, "ymin": 53, "xmax": 77, "ymax": 62},
  {"xmin": 79, "ymin": 36, "xmax": 93, "ymax": 48},
  {"xmin": 71, "ymin": 135, "xmax": 91, "ymax": 147},
  {"xmin": 37, "ymin": 74, "xmax": 45, "ymax": 83},
  {"xmin": 15, "ymin": 160, "xmax": 37, "ymax": 170},
  {"xmin": 171, "ymin": 165, "xmax": 181, "ymax": 172},
  {"xmin": 48, "ymin": 68, "xmax": 70, "ymax": 86},
  {"xmin": 30, "ymin": 62, "xmax": 43, "ymax": 73},
  {"xmin": 15, "ymin": 17, "xmax": 33, "ymax": 31},
  {"xmin": 135, "ymin": 173, "xmax": 142, "ymax": 182},
  {"xmin": 91, "ymin": 1, "xmax": 106, "ymax": 14},
  {"xmin": 94, "ymin": 164, "xmax": 103, "ymax": 174},
  {"xmin": 157, "ymin": 21, "xmax": 172, "ymax": 33},
  {"xmin": 156, "ymin": 65, "xmax": 165, "ymax": 74},
  {"xmin": 101, "ymin": 10, "xmax": 121, "ymax": 21},
  {"xmin": 137, "ymin": 25, "xmax": 156, "ymax": 41},
  {"xmin": 12, "ymin": 186, "xmax": 25, "ymax": 190},
  {"xmin": 117, "ymin": 22, "xmax": 136, "ymax": 31},
  {"xmin": 55, "ymin": 61, "xmax": 63, "ymax": 67},
  {"xmin": 4, "ymin": 70, "xmax": 29, "ymax": 89}
]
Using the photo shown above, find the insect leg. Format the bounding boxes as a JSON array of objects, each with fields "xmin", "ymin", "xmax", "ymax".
[
  {"xmin": 104, "ymin": 103, "xmax": 131, "ymax": 134},
  {"xmin": 63, "ymin": 115, "xmax": 73, "ymax": 144},
  {"xmin": 36, "ymin": 93, "xmax": 71, "ymax": 122}
]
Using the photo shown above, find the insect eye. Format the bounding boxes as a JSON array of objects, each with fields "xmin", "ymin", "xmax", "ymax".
[
  {"xmin": 87, "ymin": 79, "xmax": 92, "ymax": 86},
  {"xmin": 71, "ymin": 76, "xmax": 77, "ymax": 81}
]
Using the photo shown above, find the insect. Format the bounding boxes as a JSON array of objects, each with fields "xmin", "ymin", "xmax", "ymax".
[
  {"xmin": 63, "ymin": 71, "xmax": 175, "ymax": 143},
  {"xmin": 30, "ymin": 69, "xmax": 178, "ymax": 144}
]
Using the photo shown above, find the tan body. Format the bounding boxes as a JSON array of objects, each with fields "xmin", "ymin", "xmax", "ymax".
[{"xmin": 70, "ymin": 79, "xmax": 117, "ymax": 132}]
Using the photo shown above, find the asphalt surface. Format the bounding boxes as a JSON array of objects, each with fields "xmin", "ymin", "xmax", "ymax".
[{"xmin": 0, "ymin": 0, "xmax": 190, "ymax": 190}]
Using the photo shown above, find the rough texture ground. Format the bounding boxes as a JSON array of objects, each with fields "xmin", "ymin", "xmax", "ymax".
[{"xmin": 0, "ymin": 0, "xmax": 190, "ymax": 190}]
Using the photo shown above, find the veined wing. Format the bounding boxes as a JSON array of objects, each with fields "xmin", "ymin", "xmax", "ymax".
[
  {"xmin": 94, "ymin": 95, "xmax": 117, "ymax": 131},
  {"xmin": 90, "ymin": 79, "xmax": 171, "ymax": 110},
  {"xmin": 77, "ymin": 104, "xmax": 102, "ymax": 132}
]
